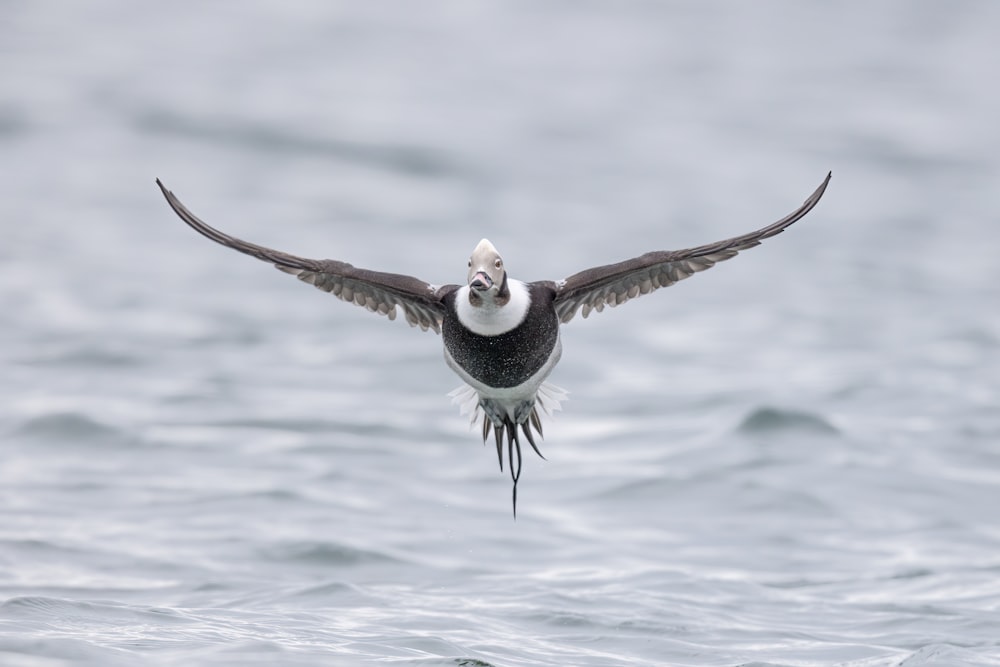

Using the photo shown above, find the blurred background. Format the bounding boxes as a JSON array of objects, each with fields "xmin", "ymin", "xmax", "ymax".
[{"xmin": 2, "ymin": 1, "xmax": 998, "ymax": 666}]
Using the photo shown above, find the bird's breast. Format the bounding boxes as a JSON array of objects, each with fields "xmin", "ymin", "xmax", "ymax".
[{"xmin": 443, "ymin": 283, "xmax": 560, "ymax": 389}]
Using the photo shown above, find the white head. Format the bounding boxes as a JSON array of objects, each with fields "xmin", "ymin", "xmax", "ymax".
[
  {"xmin": 466, "ymin": 238, "xmax": 507, "ymax": 298},
  {"xmin": 456, "ymin": 238, "xmax": 531, "ymax": 332}
]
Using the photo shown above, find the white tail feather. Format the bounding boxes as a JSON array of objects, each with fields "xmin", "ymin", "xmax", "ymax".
[{"xmin": 448, "ymin": 382, "xmax": 568, "ymax": 431}]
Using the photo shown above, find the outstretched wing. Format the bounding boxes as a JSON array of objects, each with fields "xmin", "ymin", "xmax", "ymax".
[
  {"xmin": 546, "ymin": 172, "xmax": 831, "ymax": 323},
  {"xmin": 156, "ymin": 180, "xmax": 454, "ymax": 333}
]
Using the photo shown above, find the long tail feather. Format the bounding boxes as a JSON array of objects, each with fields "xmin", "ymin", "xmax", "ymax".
[
  {"xmin": 521, "ymin": 421, "xmax": 545, "ymax": 459},
  {"xmin": 530, "ymin": 407, "xmax": 543, "ymax": 438},
  {"xmin": 493, "ymin": 423, "xmax": 504, "ymax": 471},
  {"xmin": 507, "ymin": 421, "xmax": 523, "ymax": 518},
  {"xmin": 456, "ymin": 384, "xmax": 568, "ymax": 517}
]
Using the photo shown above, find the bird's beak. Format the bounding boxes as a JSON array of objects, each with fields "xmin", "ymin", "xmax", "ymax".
[{"xmin": 470, "ymin": 271, "xmax": 493, "ymax": 291}]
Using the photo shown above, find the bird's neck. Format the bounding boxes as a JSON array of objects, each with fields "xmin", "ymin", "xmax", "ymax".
[{"xmin": 456, "ymin": 279, "xmax": 531, "ymax": 336}]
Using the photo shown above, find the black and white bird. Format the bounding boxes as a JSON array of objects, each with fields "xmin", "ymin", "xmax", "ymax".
[{"xmin": 156, "ymin": 172, "xmax": 830, "ymax": 515}]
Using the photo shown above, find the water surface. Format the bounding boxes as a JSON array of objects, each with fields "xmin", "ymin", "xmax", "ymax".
[{"xmin": 2, "ymin": 2, "xmax": 999, "ymax": 665}]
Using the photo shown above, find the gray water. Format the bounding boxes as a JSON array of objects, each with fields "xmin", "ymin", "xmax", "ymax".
[{"xmin": 2, "ymin": 2, "xmax": 999, "ymax": 665}]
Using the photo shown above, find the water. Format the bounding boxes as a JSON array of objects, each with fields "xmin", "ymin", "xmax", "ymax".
[{"xmin": 2, "ymin": 1, "xmax": 999, "ymax": 665}]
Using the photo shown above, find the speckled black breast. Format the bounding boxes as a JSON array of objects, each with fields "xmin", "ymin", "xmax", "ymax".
[{"xmin": 442, "ymin": 284, "xmax": 560, "ymax": 388}]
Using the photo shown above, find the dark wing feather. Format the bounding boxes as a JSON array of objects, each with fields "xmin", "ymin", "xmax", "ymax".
[
  {"xmin": 156, "ymin": 180, "xmax": 453, "ymax": 333},
  {"xmin": 547, "ymin": 172, "xmax": 831, "ymax": 323}
]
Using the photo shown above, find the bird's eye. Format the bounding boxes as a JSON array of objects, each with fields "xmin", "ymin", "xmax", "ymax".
[
  {"xmin": 467, "ymin": 260, "xmax": 472, "ymax": 267},
  {"xmin": 494, "ymin": 259, "xmax": 503, "ymax": 269}
]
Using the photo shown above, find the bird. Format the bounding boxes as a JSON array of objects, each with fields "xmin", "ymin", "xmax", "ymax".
[{"xmin": 156, "ymin": 172, "xmax": 831, "ymax": 516}]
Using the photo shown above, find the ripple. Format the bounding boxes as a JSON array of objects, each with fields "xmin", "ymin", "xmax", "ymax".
[
  {"xmin": 258, "ymin": 541, "xmax": 401, "ymax": 567},
  {"xmin": 898, "ymin": 643, "xmax": 1000, "ymax": 666},
  {"xmin": 281, "ymin": 581, "xmax": 359, "ymax": 600},
  {"xmin": 207, "ymin": 417, "xmax": 398, "ymax": 437},
  {"xmin": 9, "ymin": 412, "xmax": 134, "ymax": 447},
  {"xmin": 135, "ymin": 109, "xmax": 464, "ymax": 179},
  {"xmin": 18, "ymin": 347, "xmax": 143, "ymax": 368},
  {"xmin": 737, "ymin": 407, "xmax": 840, "ymax": 436},
  {"xmin": 0, "ymin": 597, "xmax": 189, "ymax": 625},
  {"xmin": 0, "ymin": 637, "xmax": 136, "ymax": 667}
]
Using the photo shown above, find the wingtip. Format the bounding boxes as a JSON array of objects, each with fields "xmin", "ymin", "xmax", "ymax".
[{"xmin": 804, "ymin": 171, "xmax": 833, "ymax": 207}]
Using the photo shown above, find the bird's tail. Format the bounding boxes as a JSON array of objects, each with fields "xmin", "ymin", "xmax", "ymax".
[{"xmin": 448, "ymin": 383, "xmax": 567, "ymax": 517}]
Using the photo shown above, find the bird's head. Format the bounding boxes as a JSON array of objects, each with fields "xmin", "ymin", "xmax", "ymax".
[{"xmin": 466, "ymin": 238, "xmax": 506, "ymax": 297}]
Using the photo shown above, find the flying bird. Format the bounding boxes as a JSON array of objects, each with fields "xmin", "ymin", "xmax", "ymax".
[{"xmin": 156, "ymin": 172, "xmax": 831, "ymax": 515}]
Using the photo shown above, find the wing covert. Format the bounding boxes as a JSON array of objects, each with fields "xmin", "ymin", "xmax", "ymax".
[
  {"xmin": 550, "ymin": 172, "xmax": 831, "ymax": 323},
  {"xmin": 156, "ymin": 180, "xmax": 453, "ymax": 332}
]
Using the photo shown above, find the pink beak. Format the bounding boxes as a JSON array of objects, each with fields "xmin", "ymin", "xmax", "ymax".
[{"xmin": 470, "ymin": 271, "xmax": 493, "ymax": 290}]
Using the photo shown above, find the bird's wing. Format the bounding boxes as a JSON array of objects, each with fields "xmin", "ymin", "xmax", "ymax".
[
  {"xmin": 547, "ymin": 172, "xmax": 831, "ymax": 323},
  {"xmin": 156, "ymin": 180, "xmax": 454, "ymax": 333}
]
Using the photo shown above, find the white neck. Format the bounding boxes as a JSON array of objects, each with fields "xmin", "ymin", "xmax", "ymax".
[{"xmin": 455, "ymin": 279, "xmax": 531, "ymax": 336}]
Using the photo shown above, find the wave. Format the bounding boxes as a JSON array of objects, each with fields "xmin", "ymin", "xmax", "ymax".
[
  {"xmin": 736, "ymin": 406, "xmax": 840, "ymax": 436},
  {"xmin": 9, "ymin": 412, "xmax": 136, "ymax": 448}
]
